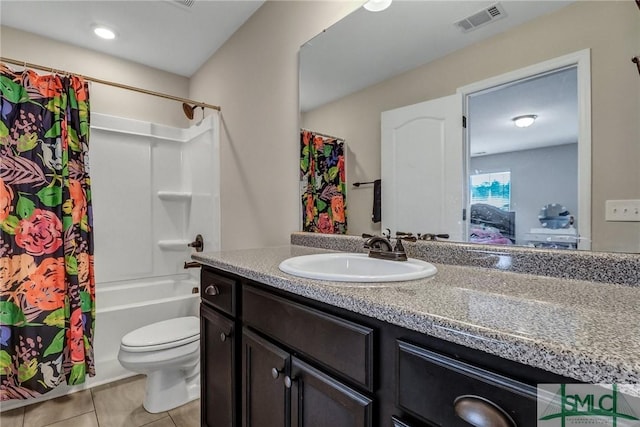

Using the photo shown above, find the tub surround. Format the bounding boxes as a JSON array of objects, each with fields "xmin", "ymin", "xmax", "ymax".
[{"xmin": 192, "ymin": 243, "xmax": 640, "ymax": 393}]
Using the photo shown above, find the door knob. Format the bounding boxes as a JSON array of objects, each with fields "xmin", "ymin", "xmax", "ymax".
[{"xmin": 220, "ymin": 331, "xmax": 230, "ymax": 342}]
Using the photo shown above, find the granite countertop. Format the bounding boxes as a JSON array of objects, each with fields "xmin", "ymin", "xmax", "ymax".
[{"xmin": 193, "ymin": 245, "xmax": 640, "ymax": 391}]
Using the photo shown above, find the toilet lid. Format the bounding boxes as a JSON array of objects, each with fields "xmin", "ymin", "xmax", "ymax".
[{"xmin": 122, "ymin": 316, "xmax": 200, "ymax": 349}]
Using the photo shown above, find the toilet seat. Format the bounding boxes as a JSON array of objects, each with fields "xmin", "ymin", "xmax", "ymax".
[{"xmin": 121, "ymin": 316, "xmax": 200, "ymax": 353}]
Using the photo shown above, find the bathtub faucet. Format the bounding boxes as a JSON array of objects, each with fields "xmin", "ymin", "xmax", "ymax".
[{"xmin": 184, "ymin": 261, "xmax": 201, "ymax": 269}]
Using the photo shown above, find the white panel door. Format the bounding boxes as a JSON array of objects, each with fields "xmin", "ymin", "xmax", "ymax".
[{"xmin": 381, "ymin": 94, "xmax": 463, "ymax": 240}]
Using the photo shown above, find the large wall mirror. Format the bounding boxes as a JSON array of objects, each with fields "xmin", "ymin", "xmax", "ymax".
[{"xmin": 300, "ymin": 0, "xmax": 640, "ymax": 253}]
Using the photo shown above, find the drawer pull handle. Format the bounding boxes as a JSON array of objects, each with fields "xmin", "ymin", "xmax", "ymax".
[
  {"xmin": 271, "ymin": 367, "xmax": 283, "ymax": 379},
  {"xmin": 220, "ymin": 331, "xmax": 230, "ymax": 342},
  {"xmin": 284, "ymin": 375, "xmax": 296, "ymax": 389},
  {"xmin": 453, "ymin": 395, "xmax": 516, "ymax": 427},
  {"xmin": 205, "ymin": 285, "xmax": 220, "ymax": 296}
]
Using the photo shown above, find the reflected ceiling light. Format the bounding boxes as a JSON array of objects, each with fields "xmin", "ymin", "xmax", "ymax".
[
  {"xmin": 93, "ymin": 26, "xmax": 116, "ymax": 40},
  {"xmin": 512, "ymin": 114, "xmax": 537, "ymax": 128},
  {"xmin": 363, "ymin": 0, "xmax": 392, "ymax": 12}
]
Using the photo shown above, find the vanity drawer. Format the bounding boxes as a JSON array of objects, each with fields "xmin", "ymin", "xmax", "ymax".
[
  {"xmin": 243, "ymin": 286, "xmax": 374, "ymax": 391},
  {"xmin": 397, "ymin": 340, "xmax": 537, "ymax": 427},
  {"xmin": 201, "ymin": 269, "xmax": 237, "ymax": 316}
]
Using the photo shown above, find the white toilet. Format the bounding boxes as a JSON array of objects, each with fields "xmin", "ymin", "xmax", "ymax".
[{"xmin": 117, "ymin": 316, "xmax": 200, "ymax": 413}]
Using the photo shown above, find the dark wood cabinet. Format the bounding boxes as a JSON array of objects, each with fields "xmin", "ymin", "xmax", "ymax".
[
  {"xmin": 241, "ymin": 328, "xmax": 289, "ymax": 427},
  {"xmin": 397, "ymin": 340, "xmax": 536, "ymax": 427},
  {"xmin": 391, "ymin": 417, "xmax": 415, "ymax": 427},
  {"xmin": 290, "ymin": 357, "xmax": 373, "ymax": 427},
  {"xmin": 241, "ymin": 327, "xmax": 372, "ymax": 427},
  {"xmin": 242, "ymin": 286, "xmax": 374, "ymax": 390},
  {"xmin": 201, "ymin": 303, "xmax": 236, "ymax": 427},
  {"xmin": 200, "ymin": 267, "xmax": 573, "ymax": 427}
]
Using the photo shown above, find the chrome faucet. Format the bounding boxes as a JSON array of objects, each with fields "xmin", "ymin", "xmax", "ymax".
[{"xmin": 363, "ymin": 232, "xmax": 415, "ymax": 261}]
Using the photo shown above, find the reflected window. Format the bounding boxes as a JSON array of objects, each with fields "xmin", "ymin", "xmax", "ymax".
[{"xmin": 470, "ymin": 171, "xmax": 511, "ymax": 210}]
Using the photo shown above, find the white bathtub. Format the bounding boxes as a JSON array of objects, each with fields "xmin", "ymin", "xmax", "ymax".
[{"xmin": 1, "ymin": 275, "xmax": 200, "ymax": 411}]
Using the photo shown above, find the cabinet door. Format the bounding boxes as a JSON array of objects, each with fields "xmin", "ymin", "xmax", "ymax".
[
  {"xmin": 242, "ymin": 328, "xmax": 290, "ymax": 427},
  {"xmin": 290, "ymin": 357, "xmax": 372, "ymax": 427},
  {"xmin": 397, "ymin": 340, "xmax": 535, "ymax": 427},
  {"xmin": 201, "ymin": 305, "xmax": 236, "ymax": 427}
]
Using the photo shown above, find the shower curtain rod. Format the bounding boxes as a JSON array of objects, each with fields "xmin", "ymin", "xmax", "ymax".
[
  {"xmin": 301, "ymin": 128, "xmax": 345, "ymax": 142},
  {"xmin": 1, "ymin": 56, "xmax": 221, "ymax": 111}
]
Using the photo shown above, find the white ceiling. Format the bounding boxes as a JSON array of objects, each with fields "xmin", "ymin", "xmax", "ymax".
[
  {"xmin": 0, "ymin": 0, "xmax": 265, "ymax": 77},
  {"xmin": 469, "ymin": 67, "xmax": 578, "ymax": 156}
]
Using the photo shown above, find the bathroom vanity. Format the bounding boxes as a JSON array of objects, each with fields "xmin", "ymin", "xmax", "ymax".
[{"xmin": 195, "ymin": 240, "xmax": 640, "ymax": 427}]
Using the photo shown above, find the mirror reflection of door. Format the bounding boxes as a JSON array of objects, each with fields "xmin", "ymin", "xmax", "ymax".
[
  {"xmin": 381, "ymin": 94, "xmax": 463, "ymax": 240},
  {"xmin": 466, "ymin": 66, "xmax": 579, "ymax": 249}
]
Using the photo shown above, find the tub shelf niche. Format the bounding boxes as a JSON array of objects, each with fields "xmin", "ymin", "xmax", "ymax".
[
  {"xmin": 158, "ymin": 240, "xmax": 191, "ymax": 251},
  {"xmin": 157, "ymin": 191, "xmax": 192, "ymax": 201}
]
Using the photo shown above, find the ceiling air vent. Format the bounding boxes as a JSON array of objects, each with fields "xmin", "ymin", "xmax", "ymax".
[
  {"xmin": 454, "ymin": 3, "xmax": 507, "ymax": 33},
  {"xmin": 166, "ymin": 0, "xmax": 195, "ymax": 11},
  {"xmin": 175, "ymin": 0, "xmax": 195, "ymax": 7}
]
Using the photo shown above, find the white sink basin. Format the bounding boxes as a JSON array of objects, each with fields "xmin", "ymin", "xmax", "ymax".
[{"xmin": 278, "ymin": 253, "xmax": 437, "ymax": 283}]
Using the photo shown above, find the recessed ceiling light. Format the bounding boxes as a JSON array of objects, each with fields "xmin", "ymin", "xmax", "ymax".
[
  {"xmin": 512, "ymin": 114, "xmax": 537, "ymax": 128},
  {"xmin": 93, "ymin": 26, "xmax": 116, "ymax": 40},
  {"xmin": 363, "ymin": 0, "xmax": 392, "ymax": 12}
]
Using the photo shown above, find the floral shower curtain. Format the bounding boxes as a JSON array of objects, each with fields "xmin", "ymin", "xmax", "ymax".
[
  {"xmin": 300, "ymin": 130, "xmax": 346, "ymax": 234},
  {"xmin": 0, "ymin": 65, "xmax": 95, "ymax": 400}
]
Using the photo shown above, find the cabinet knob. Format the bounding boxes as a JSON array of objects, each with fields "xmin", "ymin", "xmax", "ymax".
[
  {"xmin": 453, "ymin": 395, "xmax": 516, "ymax": 427},
  {"xmin": 284, "ymin": 375, "xmax": 296, "ymax": 389},
  {"xmin": 220, "ymin": 331, "xmax": 230, "ymax": 342},
  {"xmin": 205, "ymin": 285, "xmax": 220, "ymax": 296},
  {"xmin": 271, "ymin": 367, "xmax": 283, "ymax": 379}
]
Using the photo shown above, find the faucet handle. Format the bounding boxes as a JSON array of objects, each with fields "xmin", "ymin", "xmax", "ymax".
[
  {"xmin": 418, "ymin": 233, "xmax": 450, "ymax": 241},
  {"xmin": 396, "ymin": 231, "xmax": 416, "ymax": 241},
  {"xmin": 393, "ymin": 234, "xmax": 416, "ymax": 252}
]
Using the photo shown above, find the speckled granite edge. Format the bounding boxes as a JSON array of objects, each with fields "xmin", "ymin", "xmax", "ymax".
[
  {"xmin": 291, "ymin": 232, "xmax": 640, "ymax": 287},
  {"xmin": 193, "ymin": 248, "xmax": 640, "ymax": 394}
]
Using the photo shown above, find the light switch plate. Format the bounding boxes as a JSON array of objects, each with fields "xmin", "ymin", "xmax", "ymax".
[{"xmin": 605, "ymin": 199, "xmax": 640, "ymax": 222}]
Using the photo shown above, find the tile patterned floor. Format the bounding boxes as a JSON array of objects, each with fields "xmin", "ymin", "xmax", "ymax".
[{"xmin": 0, "ymin": 376, "xmax": 200, "ymax": 427}]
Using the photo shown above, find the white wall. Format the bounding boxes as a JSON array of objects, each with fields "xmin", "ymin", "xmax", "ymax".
[
  {"xmin": 189, "ymin": 1, "xmax": 360, "ymax": 251},
  {"xmin": 1, "ymin": 26, "xmax": 190, "ymax": 128},
  {"xmin": 470, "ymin": 144, "xmax": 578, "ymax": 245}
]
